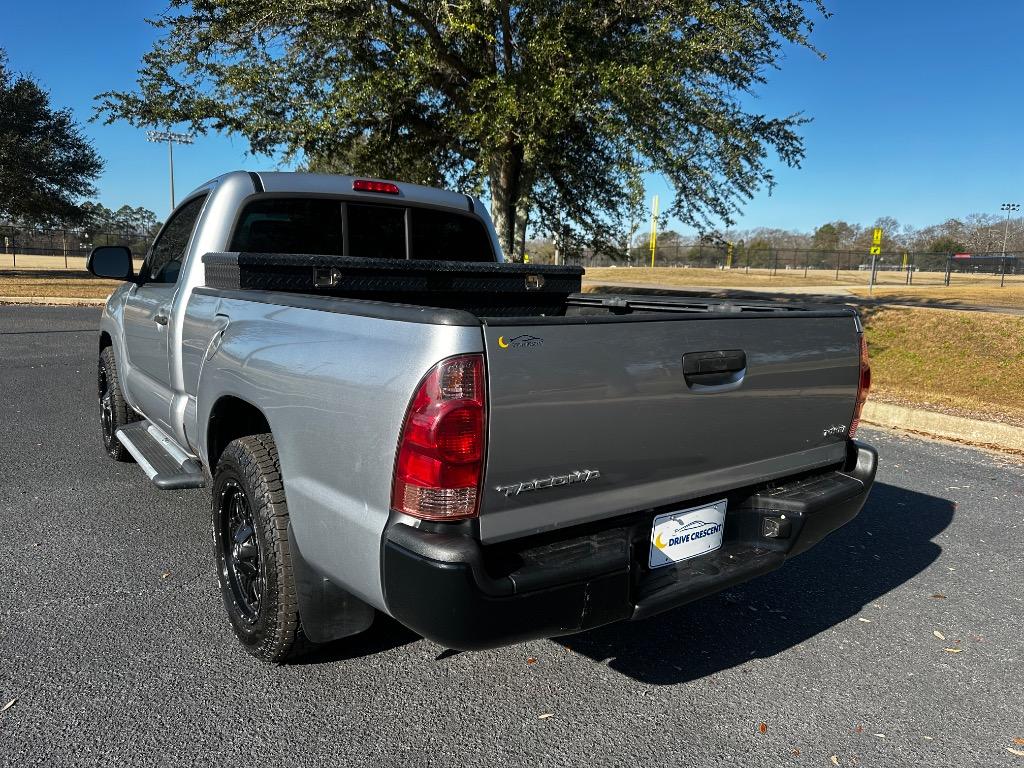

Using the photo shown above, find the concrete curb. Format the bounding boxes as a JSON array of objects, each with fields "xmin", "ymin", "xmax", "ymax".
[
  {"xmin": 0, "ymin": 296, "xmax": 106, "ymax": 306},
  {"xmin": 862, "ymin": 401, "xmax": 1024, "ymax": 453}
]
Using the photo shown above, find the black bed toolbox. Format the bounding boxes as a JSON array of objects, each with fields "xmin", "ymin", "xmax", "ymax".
[{"xmin": 202, "ymin": 253, "xmax": 583, "ymax": 316}]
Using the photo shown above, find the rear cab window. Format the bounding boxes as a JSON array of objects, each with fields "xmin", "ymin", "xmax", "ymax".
[
  {"xmin": 229, "ymin": 197, "xmax": 494, "ymax": 262},
  {"xmin": 229, "ymin": 198, "xmax": 343, "ymax": 255},
  {"xmin": 347, "ymin": 203, "xmax": 407, "ymax": 259}
]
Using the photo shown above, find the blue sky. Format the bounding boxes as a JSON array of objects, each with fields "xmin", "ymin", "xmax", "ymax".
[{"xmin": 3, "ymin": 1, "xmax": 1023, "ymax": 233}]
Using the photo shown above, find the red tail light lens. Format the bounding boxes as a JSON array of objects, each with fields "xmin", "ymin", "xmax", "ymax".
[
  {"xmin": 849, "ymin": 335, "xmax": 871, "ymax": 438},
  {"xmin": 391, "ymin": 355, "xmax": 486, "ymax": 520},
  {"xmin": 353, "ymin": 179, "xmax": 400, "ymax": 194}
]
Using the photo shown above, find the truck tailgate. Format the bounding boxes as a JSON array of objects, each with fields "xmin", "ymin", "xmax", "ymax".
[{"xmin": 479, "ymin": 310, "xmax": 861, "ymax": 542}]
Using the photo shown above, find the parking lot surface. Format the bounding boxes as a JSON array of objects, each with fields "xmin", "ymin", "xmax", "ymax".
[{"xmin": 2, "ymin": 306, "xmax": 1022, "ymax": 767}]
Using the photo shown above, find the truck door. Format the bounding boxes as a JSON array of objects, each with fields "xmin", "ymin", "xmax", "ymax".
[{"xmin": 122, "ymin": 194, "xmax": 208, "ymax": 431}]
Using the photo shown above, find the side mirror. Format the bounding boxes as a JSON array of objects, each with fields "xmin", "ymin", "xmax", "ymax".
[{"xmin": 87, "ymin": 245, "xmax": 134, "ymax": 281}]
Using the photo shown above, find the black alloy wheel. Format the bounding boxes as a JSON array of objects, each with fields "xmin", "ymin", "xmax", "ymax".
[
  {"xmin": 97, "ymin": 346, "xmax": 136, "ymax": 462},
  {"xmin": 211, "ymin": 434, "xmax": 309, "ymax": 662},
  {"xmin": 217, "ymin": 479, "xmax": 264, "ymax": 624}
]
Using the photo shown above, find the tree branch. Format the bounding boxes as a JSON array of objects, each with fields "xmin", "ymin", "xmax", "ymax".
[
  {"xmin": 382, "ymin": 0, "xmax": 475, "ymax": 81},
  {"xmin": 499, "ymin": 0, "xmax": 514, "ymax": 73}
]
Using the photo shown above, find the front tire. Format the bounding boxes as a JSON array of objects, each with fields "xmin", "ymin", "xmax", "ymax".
[
  {"xmin": 212, "ymin": 433, "xmax": 310, "ymax": 663},
  {"xmin": 97, "ymin": 346, "xmax": 137, "ymax": 462}
]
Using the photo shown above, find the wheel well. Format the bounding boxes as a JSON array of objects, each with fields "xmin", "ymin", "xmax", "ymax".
[
  {"xmin": 100, "ymin": 331, "xmax": 112, "ymax": 351},
  {"xmin": 206, "ymin": 396, "xmax": 271, "ymax": 470}
]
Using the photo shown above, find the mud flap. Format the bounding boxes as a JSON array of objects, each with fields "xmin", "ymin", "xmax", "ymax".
[{"xmin": 288, "ymin": 523, "xmax": 376, "ymax": 643}]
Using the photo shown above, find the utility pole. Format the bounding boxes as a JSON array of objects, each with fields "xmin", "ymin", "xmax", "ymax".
[
  {"xmin": 1000, "ymin": 202, "xmax": 1019, "ymax": 288},
  {"xmin": 146, "ymin": 130, "xmax": 194, "ymax": 211}
]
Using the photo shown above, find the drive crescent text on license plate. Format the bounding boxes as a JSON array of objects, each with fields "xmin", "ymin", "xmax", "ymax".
[{"xmin": 649, "ymin": 500, "xmax": 727, "ymax": 569}]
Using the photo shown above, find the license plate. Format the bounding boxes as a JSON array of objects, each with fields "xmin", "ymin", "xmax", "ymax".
[{"xmin": 649, "ymin": 499, "xmax": 727, "ymax": 569}]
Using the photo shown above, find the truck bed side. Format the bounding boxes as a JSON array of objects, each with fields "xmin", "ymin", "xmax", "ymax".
[{"xmin": 181, "ymin": 289, "xmax": 484, "ymax": 609}]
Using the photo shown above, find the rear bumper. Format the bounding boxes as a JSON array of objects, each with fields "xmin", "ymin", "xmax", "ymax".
[{"xmin": 383, "ymin": 441, "xmax": 877, "ymax": 650}]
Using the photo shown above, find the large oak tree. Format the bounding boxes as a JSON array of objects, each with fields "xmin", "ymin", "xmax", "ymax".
[
  {"xmin": 0, "ymin": 50, "xmax": 103, "ymax": 225},
  {"xmin": 97, "ymin": 1, "xmax": 826, "ymax": 258}
]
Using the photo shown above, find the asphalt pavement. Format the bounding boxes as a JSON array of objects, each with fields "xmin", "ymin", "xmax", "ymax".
[{"xmin": 2, "ymin": 305, "xmax": 1022, "ymax": 767}]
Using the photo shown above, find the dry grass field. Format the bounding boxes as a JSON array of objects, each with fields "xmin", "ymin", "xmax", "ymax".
[
  {"xmin": 0, "ymin": 257, "xmax": 145, "ymax": 300},
  {"xmin": 0, "ymin": 270, "xmax": 120, "ymax": 299},
  {"xmin": 848, "ymin": 284, "xmax": 1024, "ymax": 310},
  {"xmin": 586, "ymin": 265, "xmax": 860, "ymax": 288},
  {"xmin": 585, "ymin": 266, "xmax": 1024, "ymax": 308},
  {"xmin": 0, "ymin": 254, "xmax": 91, "ymax": 270},
  {"xmin": 863, "ymin": 307, "xmax": 1024, "ymax": 427}
]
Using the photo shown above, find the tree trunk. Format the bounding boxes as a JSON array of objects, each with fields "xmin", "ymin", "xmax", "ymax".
[
  {"xmin": 488, "ymin": 146, "xmax": 525, "ymax": 261},
  {"xmin": 513, "ymin": 205, "xmax": 528, "ymax": 263},
  {"xmin": 489, "ymin": 181, "xmax": 515, "ymax": 260}
]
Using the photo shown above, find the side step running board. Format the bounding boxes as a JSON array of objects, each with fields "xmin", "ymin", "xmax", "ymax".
[{"xmin": 116, "ymin": 421, "xmax": 206, "ymax": 490}]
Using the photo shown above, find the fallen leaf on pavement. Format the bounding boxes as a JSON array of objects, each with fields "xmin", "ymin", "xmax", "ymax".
[
  {"xmin": 792, "ymin": 748, "xmax": 801, "ymax": 756},
  {"xmin": 538, "ymin": 713, "xmax": 554, "ymax": 720},
  {"xmin": 931, "ymin": 594, "xmax": 946, "ymax": 599},
  {"xmin": 1, "ymin": 699, "xmax": 15, "ymax": 714},
  {"xmin": 1007, "ymin": 747, "xmax": 1024, "ymax": 757},
  {"xmin": 943, "ymin": 648, "xmax": 963, "ymax": 654},
  {"xmin": 933, "ymin": 630, "xmax": 946, "ymax": 640},
  {"xmin": 526, "ymin": 657, "xmax": 537, "ymax": 665},
  {"xmin": 855, "ymin": 725, "xmax": 864, "ymax": 734},
  {"xmin": 1013, "ymin": 738, "xmax": 1024, "ymax": 746},
  {"xmin": 759, "ymin": 722, "xmax": 767, "ymax": 734}
]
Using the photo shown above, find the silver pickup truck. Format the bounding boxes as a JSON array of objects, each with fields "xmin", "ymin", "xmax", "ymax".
[{"xmin": 88, "ymin": 171, "xmax": 876, "ymax": 663}]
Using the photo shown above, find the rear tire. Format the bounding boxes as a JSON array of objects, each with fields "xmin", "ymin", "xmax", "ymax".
[
  {"xmin": 212, "ymin": 433, "xmax": 311, "ymax": 663},
  {"xmin": 97, "ymin": 346, "xmax": 137, "ymax": 462}
]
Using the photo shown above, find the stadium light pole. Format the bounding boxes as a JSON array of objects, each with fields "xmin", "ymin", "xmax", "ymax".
[
  {"xmin": 1000, "ymin": 202, "xmax": 1019, "ymax": 288},
  {"xmin": 146, "ymin": 130, "xmax": 194, "ymax": 211}
]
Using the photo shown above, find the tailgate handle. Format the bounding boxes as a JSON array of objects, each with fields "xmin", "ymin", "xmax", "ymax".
[{"xmin": 682, "ymin": 350, "xmax": 746, "ymax": 385}]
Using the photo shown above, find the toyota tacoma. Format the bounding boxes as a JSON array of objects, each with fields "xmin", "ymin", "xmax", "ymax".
[{"xmin": 88, "ymin": 171, "xmax": 876, "ymax": 663}]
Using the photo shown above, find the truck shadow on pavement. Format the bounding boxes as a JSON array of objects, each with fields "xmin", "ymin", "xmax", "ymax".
[
  {"xmin": 553, "ymin": 481, "xmax": 954, "ymax": 685},
  {"xmin": 296, "ymin": 615, "xmax": 421, "ymax": 665}
]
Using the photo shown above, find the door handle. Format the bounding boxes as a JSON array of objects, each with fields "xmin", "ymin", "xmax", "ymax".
[
  {"xmin": 154, "ymin": 312, "xmax": 169, "ymax": 326},
  {"xmin": 682, "ymin": 350, "xmax": 746, "ymax": 389},
  {"xmin": 683, "ymin": 350, "xmax": 746, "ymax": 375}
]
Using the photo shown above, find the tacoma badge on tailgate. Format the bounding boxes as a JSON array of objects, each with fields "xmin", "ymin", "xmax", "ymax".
[{"xmin": 495, "ymin": 469, "xmax": 601, "ymax": 497}]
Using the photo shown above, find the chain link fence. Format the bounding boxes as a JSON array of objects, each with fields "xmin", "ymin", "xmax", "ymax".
[
  {"xmin": 3, "ymin": 222, "xmax": 1022, "ymax": 290},
  {"xmin": 0, "ymin": 223, "xmax": 156, "ymax": 269},
  {"xmin": 556, "ymin": 244, "xmax": 1023, "ymax": 287}
]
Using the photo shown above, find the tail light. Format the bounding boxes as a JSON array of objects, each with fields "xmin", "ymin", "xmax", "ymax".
[
  {"xmin": 849, "ymin": 335, "xmax": 871, "ymax": 438},
  {"xmin": 391, "ymin": 354, "xmax": 486, "ymax": 520}
]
